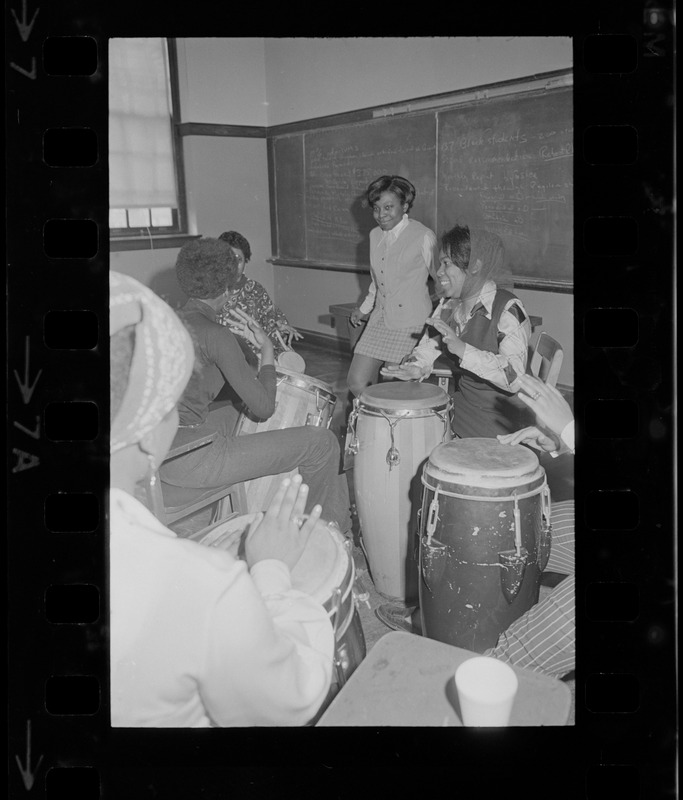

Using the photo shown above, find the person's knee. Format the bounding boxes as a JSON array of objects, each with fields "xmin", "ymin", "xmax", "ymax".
[
  {"xmin": 302, "ymin": 426, "xmax": 340, "ymax": 464},
  {"xmin": 347, "ymin": 366, "xmax": 366, "ymax": 397}
]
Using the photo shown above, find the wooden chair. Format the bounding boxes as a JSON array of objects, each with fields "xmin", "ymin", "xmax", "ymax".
[
  {"xmin": 528, "ymin": 332, "xmax": 563, "ymax": 387},
  {"xmin": 145, "ymin": 428, "xmax": 247, "ymax": 534}
]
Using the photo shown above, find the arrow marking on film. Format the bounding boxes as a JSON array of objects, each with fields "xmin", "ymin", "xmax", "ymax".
[
  {"xmin": 15, "ymin": 720, "xmax": 43, "ymax": 791},
  {"xmin": 13, "ymin": 337, "xmax": 42, "ymax": 404},
  {"xmin": 10, "ymin": 57, "xmax": 37, "ymax": 80},
  {"xmin": 11, "ymin": 0, "xmax": 40, "ymax": 42}
]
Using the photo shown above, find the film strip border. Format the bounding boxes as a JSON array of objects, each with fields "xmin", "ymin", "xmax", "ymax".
[{"xmin": 5, "ymin": 7, "xmax": 676, "ymax": 798}]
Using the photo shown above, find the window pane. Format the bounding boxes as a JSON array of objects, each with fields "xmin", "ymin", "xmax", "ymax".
[
  {"xmin": 128, "ymin": 208, "xmax": 151, "ymax": 227},
  {"xmin": 150, "ymin": 207, "xmax": 173, "ymax": 226},
  {"xmin": 109, "ymin": 209, "xmax": 128, "ymax": 228}
]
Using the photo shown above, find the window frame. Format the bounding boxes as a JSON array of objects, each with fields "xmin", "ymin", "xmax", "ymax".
[{"xmin": 110, "ymin": 37, "xmax": 196, "ymax": 252}]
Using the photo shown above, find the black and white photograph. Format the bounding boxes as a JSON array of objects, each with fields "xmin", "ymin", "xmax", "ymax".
[
  {"xmin": 109, "ymin": 36, "xmax": 576, "ymax": 728},
  {"xmin": 6, "ymin": 7, "xmax": 676, "ymax": 798}
]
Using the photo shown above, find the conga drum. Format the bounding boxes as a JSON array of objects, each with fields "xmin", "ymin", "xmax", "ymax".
[
  {"xmin": 189, "ymin": 512, "xmax": 367, "ymax": 724},
  {"xmin": 418, "ymin": 438, "xmax": 552, "ymax": 652},
  {"xmin": 346, "ymin": 382, "xmax": 452, "ymax": 601},
  {"xmin": 233, "ymin": 368, "xmax": 338, "ymax": 512}
]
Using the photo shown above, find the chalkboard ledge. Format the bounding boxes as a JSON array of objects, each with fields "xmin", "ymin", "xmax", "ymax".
[
  {"xmin": 268, "ymin": 258, "xmax": 370, "ymax": 275},
  {"xmin": 270, "ymin": 258, "xmax": 572, "ymax": 293}
]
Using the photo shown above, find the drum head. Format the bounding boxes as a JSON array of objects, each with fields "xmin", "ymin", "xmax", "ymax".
[
  {"xmin": 289, "ymin": 522, "xmax": 348, "ymax": 603},
  {"xmin": 276, "ymin": 350, "xmax": 307, "ymax": 373},
  {"xmin": 426, "ymin": 438, "xmax": 543, "ymax": 488},
  {"xmin": 360, "ymin": 381, "xmax": 449, "ymax": 410},
  {"xmin": 277, "ymin": 367, "xmax": 335, "ymax": 397}
]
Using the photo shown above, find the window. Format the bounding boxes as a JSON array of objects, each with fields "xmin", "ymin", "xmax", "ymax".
[{"xmin": 109, "ymin": 38, "xmax": 188, "ymax": 248}]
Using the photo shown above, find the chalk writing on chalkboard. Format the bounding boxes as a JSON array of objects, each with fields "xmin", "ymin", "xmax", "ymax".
[{"xmin": 270, "ymin": 77, "xmax": 572, "ymax": 290}]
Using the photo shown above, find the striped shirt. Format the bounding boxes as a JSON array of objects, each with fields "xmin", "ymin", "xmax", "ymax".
[{"xmin": 484, "ymin": 499, "xmax": 575, "ymax": 679}]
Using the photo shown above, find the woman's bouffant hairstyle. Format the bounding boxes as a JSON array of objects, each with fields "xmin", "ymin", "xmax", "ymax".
[
  {"xmin": 218, "ymin": 230, "xmax": 252, "ymax": 263},
  {"xmin": 440, "ymin": 225, "xmax": 472, "ymax": 271},
  {"xmin": 365, "ymin": 175, "xmax": 416, "ymax": 211},
  {"xmin": 176, "ymin": 238, "xmax": 239, "ymax": 299}
]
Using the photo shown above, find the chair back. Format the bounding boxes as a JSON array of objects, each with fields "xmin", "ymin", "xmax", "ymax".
[{"xmin": 529, "ymin": 332, "xmax": 563, "ymax": 387}]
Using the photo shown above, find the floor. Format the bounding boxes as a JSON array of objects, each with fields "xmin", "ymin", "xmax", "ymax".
[{"xmin": 172, "ymin": 337, "xmax": 575, "ymax": 725}]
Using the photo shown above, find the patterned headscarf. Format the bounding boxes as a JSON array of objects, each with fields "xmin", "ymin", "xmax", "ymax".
[{"xmin": 110, "ymin": 272, "xmax": 194, "ymax": 454}]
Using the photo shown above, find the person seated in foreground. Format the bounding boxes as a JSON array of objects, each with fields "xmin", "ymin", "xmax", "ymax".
[
  {"xmin": 382, "ymin": 224, "xmax": 531, "ymax": 439},
  {"xmin": 159, "ymin": 237, "xmax": 351, "ymax": 534},
  {"xmin": 110, "ymin": 270, "xmax": 335, "ymax": 727},
  {"xmin": 377, "ymin": 374, "xmax": 576, "ymax": 679}
]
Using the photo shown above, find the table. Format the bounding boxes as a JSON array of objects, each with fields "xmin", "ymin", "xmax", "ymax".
[{"xmin": 316, "ymin": 631, "xmax": 572, "ymax": 726}]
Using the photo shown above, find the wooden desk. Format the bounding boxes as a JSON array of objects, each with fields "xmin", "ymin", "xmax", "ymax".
[{"xmin": 316, "ymin": 631, "xmax": 571, "ymax": 726}]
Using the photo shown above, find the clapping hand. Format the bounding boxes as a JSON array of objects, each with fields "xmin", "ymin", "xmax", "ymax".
[
  {"xmin": 513, "ymin": 375, "xmax": 574, "ymax": 438},
  {"xmin": 227, "ymin": 307, "xmax": 271, "ymax": 351},
  {"xmin": 425, "ymin": 317, "xmax": 464, "ymax": 357},
  {"xmin": 244, "ymin": 475, "xmax": 322, "ymax": 571}
]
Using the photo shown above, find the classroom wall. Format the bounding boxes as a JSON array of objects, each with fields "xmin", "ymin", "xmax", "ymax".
[
  {"xmin": 263, "ymin": 37, "xmax": 572, "ymax": 126},
  {"xmin": 176, "ymin": 38, "xmax": 268, "ymax": 126},
  {"xmin": 266, "ymin": 37, "xmax": 575, "ymax": 386}
]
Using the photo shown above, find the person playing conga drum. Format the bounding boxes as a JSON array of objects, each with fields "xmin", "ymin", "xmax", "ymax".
[
  {"xmin": 383, "ymin": 224, "xmax": 531, "ymax": 439},
  {"xmin": 109, "ymin": 271, "xmax": 336, "ymax": 726},
  {"xmin": 160, "ymin": 238, "xmax": 351, "ymax": 534}
]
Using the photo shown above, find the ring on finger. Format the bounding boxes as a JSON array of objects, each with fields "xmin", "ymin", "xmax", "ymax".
[{"xmin": 291, "ymin": 515, "xmax": 304, "ymax": 527}]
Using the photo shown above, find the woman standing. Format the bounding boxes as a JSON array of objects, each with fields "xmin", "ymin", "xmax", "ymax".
[
  {"xmin": 347, "ymin": 175, "xmax": 437, "ymax": 396},
  {"xmin": 383, "ymin": 225, "xmax": 531, "ymax": 438}
]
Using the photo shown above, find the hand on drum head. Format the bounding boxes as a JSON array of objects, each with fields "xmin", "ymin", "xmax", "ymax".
[
  {"xmin": 497, "ymin": 426, "xmax": 559, "ymax": 453},
  {"xmin": 380, "ymin": 362, "xmax": 424, "ymax": 381},
  {"xmin": 244, "ymin": 475, "xmax": 323, "ymax": 571},
  {"xmin": 276, "ymin": 322, "xmax": 303, "ymax": 343}
]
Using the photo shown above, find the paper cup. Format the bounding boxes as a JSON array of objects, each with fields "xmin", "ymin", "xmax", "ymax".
[{"xmin": 454, "ymin": 656, "xmax": 519, "ymax": 727}]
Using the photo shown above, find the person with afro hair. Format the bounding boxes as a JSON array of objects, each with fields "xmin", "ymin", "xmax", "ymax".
[{"xmin": 161, "ymin": 237, "xmax": 351, "ymax": 536}]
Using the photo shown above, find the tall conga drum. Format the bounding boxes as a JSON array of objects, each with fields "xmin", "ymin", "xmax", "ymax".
[
  {"xmin": 418, "ymin": 438, "xmax": 552, "ymax": 652},
  {"xmin": 347, "ymin": 382, "xmax": 452, "ymax": 602},
  {"xmin": 188, "ymin": 512, "xmax": 367, "ymax": 724},
  {"xmin": 234, "ymin": 368, "xmax": 337, "ymax": 512}
]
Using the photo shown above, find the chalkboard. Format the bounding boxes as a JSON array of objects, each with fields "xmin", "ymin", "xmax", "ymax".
[{"xmin": 269, "ymin": 77, "xmax": 572, "ymax": 289}]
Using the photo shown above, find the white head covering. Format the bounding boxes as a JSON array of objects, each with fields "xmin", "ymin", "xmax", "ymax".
[{"xmin": 110, "ymin": 272, "xmax": 194, "ymax": 453}]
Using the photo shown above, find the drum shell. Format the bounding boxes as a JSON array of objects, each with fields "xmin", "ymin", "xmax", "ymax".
[
  {"xmin": 353, "ymin": 396, "xmax": 451, "ymax": 602},
  {"xmin": 233, "ymin": 369, "xmax": 337, "ymax": 512},
  {"xmin": 191, "ymin": 514, "xmax": 366, "ymax": 724},
  {"xmin": 306, "ymin": 542, "xmax": 367, "ymax": 725},
  {"xmin": 418, "ymin": 469, "xmax": 545, "ymax": 653}
]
